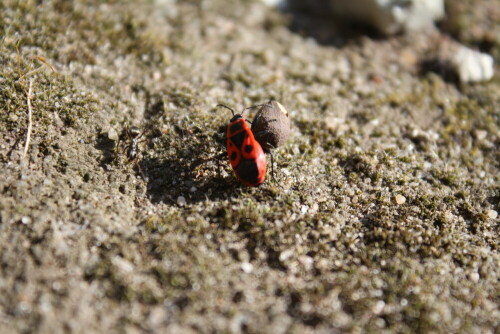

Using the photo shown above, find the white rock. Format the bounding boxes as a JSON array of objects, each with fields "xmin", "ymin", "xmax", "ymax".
[
  {"xmin": 470, "ymin": 272, "xmax": 480, "ymax": 283},
  {"xmin": 487, "ymin": 210, "xmax": 498, "ymax": 220},
  {"xmin": 395, "ymin": 194, "xmax": 406, "ymax": 205},
  {"xmin": 298, "ymin": 255, "xmax": 314, "ymax": 269},
  {"xmin": 452, "ymin": 46, "xmax": 495, "ymax": 83},
  {"xmin": 474, "ymin": 130, "xmax": 488, "ymax": 141},
  {"xmin": 372, "ymin": 300, "xmax": 385, "ymax": 314},
  {"xmin": 241, "ymin": 262, "xmax": 253, "ymax": 273},
  {"xmin": 391, "ymin": 0, "xmax": 445, "ymax": 32},
  {"xmin": 259, "ymin": 0, "xmax": 283, "ymax": 6},
  {"xmin": 279, "ymin": 248, "xmax": 294, "ymax": 262},
  {"xmin": 108, "ymin": 127, "xmax": 119, "ymax": 141},
  {"xmin": 111, "ymin": 256, "xmax": 134, "ymax": 274},
  {"xmin": 177, "ymin": 196, "xmax": 186, "ymax": 206}
]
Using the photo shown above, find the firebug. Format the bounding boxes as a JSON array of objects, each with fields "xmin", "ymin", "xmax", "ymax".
[{"xmin": 217, "ymin": 104, "xmax": 267, "ymax": 187}]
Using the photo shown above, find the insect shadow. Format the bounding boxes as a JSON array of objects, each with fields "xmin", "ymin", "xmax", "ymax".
[
  {"xmin": 95, "ymin": 131, "xmax": 117, "ymax": 170},
  {"xmin": 139, "ymin": 123, "xmax": 266, "ymax": 206}
]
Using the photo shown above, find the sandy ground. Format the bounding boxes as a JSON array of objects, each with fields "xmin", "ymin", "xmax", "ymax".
[{"xmin": 0, "ymin": 0, "xmax": 499, "ymax": 333}]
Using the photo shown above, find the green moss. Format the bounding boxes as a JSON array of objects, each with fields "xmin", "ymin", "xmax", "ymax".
[
  {"xmin": 431, "ymin": 168, "xmax": 461, "ymax": 188},
  {"xmin": 0, "ymin": 43, "xmax": 99, "ymax": 161}
]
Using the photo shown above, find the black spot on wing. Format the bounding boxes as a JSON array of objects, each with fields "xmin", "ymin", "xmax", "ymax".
[
  {"xmin": 229, "ymin": 121, "xmax": 244, "ymax": 135},
  {"xmin": 229, "ymin": 131, "xmax": 246, "ymax": 149},
  {"xmin": 244, "ymin": 145, "xmax": 253, "ymax": 153},
  {"xmin": 231, "ymin": 152, "xmax": 237, "ymax": 161},
  {"xmin": 236, "ymin": 159, "xmax": 260, "ymax": 185}
]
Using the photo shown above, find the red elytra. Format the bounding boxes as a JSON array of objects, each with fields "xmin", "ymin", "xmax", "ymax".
[{"xmin": 218, "ymin": 105, "xmax": 267, "ymax": 186}]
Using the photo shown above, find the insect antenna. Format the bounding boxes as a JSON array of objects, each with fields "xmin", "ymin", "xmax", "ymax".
[
  {"xmin": 216, "ymin": 104, "xmax": 235, "ymax": 116},
  {"xmin": 241, "ymin": 104, "xmax": 264, "ymax": 116}
]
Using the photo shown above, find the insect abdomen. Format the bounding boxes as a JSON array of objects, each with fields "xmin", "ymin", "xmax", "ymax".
[{"xmin": 226, "ymin": 118, "xmax": 266, "ymax": 186}]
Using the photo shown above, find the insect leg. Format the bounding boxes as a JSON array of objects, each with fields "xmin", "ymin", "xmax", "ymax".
[
  {"xmin": 134, "ymin": 156, "xmax": 146, "ymax": 180},
  {"xmin": 263, "ymin": 142, "xmax": 283, "ymax": 187},
  {"xmin": 215, "ymin": 152, "xmax": 226, "ymax": 179}
]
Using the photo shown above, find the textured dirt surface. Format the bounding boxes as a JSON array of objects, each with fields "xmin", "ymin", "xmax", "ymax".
[{"xmin": 0, "ymin": 0, "xmax": 499, "ymax": 333}]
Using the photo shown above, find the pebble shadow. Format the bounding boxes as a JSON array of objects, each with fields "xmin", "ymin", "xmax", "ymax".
[
  {"xmin": 283, "ymin": 0, "xmax": 386, "ymax": 47},
  {"xmin": 95, "ymin": 132, "xmax": 116, "ymax": 170},
  {"xmin": 418, "ymin": 58, "xmax": 460, "ymax": 85}
]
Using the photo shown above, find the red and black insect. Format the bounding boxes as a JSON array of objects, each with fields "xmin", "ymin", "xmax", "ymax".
[{"xmin": 217, "ymin": 104, "xmax": 267, "ymax": 187}]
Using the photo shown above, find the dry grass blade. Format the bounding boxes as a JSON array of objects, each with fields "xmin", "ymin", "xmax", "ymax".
[
  {"xmin": 18, "ymin": 55, "xmax": 57, "ymax": 82},
  {"xmin": 33, "ymin": 56, "xmax": 57, "ymax": 73},
  {"xmin": 22, "ymin": 79, "xmax": 34, "ymax": 160}
]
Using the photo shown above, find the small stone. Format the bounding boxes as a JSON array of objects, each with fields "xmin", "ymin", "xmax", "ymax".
[
  {"xmin": 474, "ymin": 130, "xmax": 488, "ymax": 141},
  {"xmin": 177, "ymin": 196, "xmax": 186, "ymax": 206},
  {"xmin": 372, "ymin": 300, "xmax": 385, "ymax": 315},
  {"xmin": 241, "ymin": 262, "xmax": 253, "ymax": 273},
  {"xmin": 279, "ymin": 249, "xmax": 294, "ymax": 262},
  {"xmin": 111, "ymin": 256, "xmax": 134, "ymax": 274},
  {"xmin": 108, "ymin": 127, "xmax": 119, "ymax": 141},
  {"xmin": 298, "ymin": 255, "xmax": 314, "ymax": 270},
  {"xmin": 21, "ymin": 216, "xmax": 31, "ymax": 224},
  {"xmin": 259, "ymin": 0, "xmax": 282, "ymax": 6},
  {"xmin": 395, "ymin": 194, "xmax": 406, "ymax": 205},
  {"xmin": 452, "ymin": 46, "xmax": 494, "ymax": 83},
  {"xmin": 487, "ymin": 210, "xmax": 498, "ymax": 220},
  {"xmin": 470, "ymin": 272, "xmax": 480, "ymax": 283}
]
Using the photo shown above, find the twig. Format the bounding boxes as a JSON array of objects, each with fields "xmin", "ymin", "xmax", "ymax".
[{"xmin": 22, "ymin": 79, "xmax": 34, "ymax": 160}]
